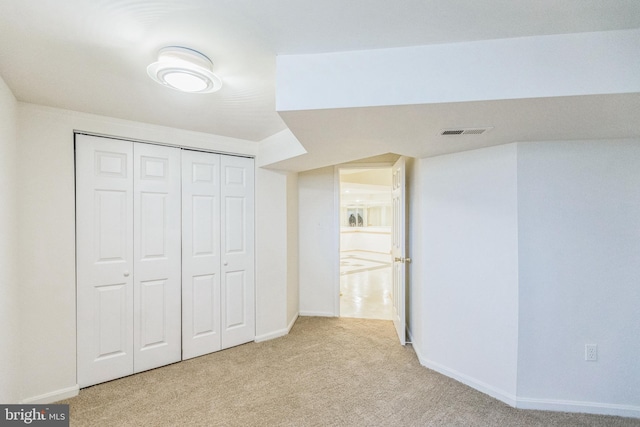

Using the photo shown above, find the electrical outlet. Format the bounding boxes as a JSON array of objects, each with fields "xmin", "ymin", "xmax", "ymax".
[{"xmin": 585, "ymin": 344, "xmax": 598, "ymax": 361}]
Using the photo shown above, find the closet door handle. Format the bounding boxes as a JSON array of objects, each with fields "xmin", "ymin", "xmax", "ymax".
[
  {"xmin": 223, "ymin": 261, "xmax": 228, "ymax": 266},
  {"xmin": 123, "ymin": 271, "xmax": 130, "ymax": 277}
]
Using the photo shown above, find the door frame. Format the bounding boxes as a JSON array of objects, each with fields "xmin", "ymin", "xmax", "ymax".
[
  {"xmin": 391, "ymin": 156, "xmax": 407, "ymax": 345},
  {"xmin": 333, "ymin": 162, "xmax": 396, "ymax": 318}
]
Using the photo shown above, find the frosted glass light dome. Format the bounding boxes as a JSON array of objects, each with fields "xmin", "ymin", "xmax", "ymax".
[{"xmin": 147, "ymin": 46, "xmax": 222, "ymax": 93}]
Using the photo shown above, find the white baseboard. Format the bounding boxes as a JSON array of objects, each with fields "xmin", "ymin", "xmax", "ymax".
[
  {"xmin": 421, "ymin": 358, "xmax": 518, "ymax": 408},
  {"xmin": 408, "ymin": 333, "xmax": 640, "ymax": 420},
  {"xmin": 407, "ymin": 328, "xmax": 424, "ymax": 359},
  {"xmin": 255, "ymin": 329, "xmax": 287, "ymax": 342},
  {"xmin": 255, "ymin": 313, "xmax": 300, "ymax": 343},
  {"xmin": 516, "ymin": 397, "xmax": 640, "ymax": 419},
  {"xmin": 21, "ymin": 384, "xmax": 79, "ymax": 404},
  {"xmin": 299, "ymin": 311, "xmax": 336, "ymax": 317},
  {"xmin": 407, "ymin": 329, "xmax": 429, "ymax": 371},
  {"xmin": 287, "ymin": 313, "xmax": 299, "ymax": 333}
]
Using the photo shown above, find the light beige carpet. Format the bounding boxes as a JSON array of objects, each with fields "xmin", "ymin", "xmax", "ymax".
[{"xmin": 61, "ymin": 317, "xmax": 639, "ymax": 426}]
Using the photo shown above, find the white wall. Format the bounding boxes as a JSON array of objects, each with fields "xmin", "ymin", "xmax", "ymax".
[
  {"xmin": 286, "ymin": 172, "xmax": 300, "ymax": 326},
  {"xmin": 17, "ymin": 105, "xmax": 77, "ymax": 403},
  {"xmin": 411, "ymin": 140, "xmax": 640, "ymax": 417},
  {"xmin": 0, "ymin": 75, "xmax": 20, "ymax": 403},
  {"xmin": 255, "ymin": 168, "xmax": 300, "ymax": 341},
  {"xmin": 15, "ymin": 103, "xmax": 291, "ymax": 404},
  {"xmin": 419, "ymin": 144, "xmax": 520, "ymax": 404},
  {"xmin": 255, "ymin": 167, "xmax": 287, "ymax": 340},
  {"xmin": 298, "ymin": 166, "xmax": 337, "ymax": 316},
  {"xmin": 516, "ymin": 139, "xmax": 640, "ymax": 416}
]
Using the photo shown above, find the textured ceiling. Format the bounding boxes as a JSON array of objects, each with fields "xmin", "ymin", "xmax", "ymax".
[{"xmin": 1, "ymin": 0, "xmax": 639, "ymax": 144}]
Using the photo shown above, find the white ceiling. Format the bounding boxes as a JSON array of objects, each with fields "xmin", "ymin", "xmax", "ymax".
[{"xmin": 1, "ymin": 1, "xmax": 639, "ymax": 160}]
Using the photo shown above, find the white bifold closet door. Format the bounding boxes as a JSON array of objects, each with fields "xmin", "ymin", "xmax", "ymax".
[
  {"xmin": 219, "ymin": 154, "xmax": 255, "ymax": 348},
  {"xmin": 181, "ymin": 150, "xmax": 221, "ymax": 359},
  {"xmin": 133, "ymin": 142, "xmax": 182, "ymax": 372},
  {"xmin": 182, "ymin": 150, "xmax": 255, "ymax": 359},
  {"xmin": 76, "ymin": 136, "xmax": 134, "ymax": 388},
  {"xmin": 77, "ymin": 135, "xmax": 182, "ymax": 387}
]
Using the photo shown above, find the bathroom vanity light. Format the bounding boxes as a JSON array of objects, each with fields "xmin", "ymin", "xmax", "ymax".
[{"xmin": 147, "ymin": 46, "xmax": 222, "ymax": 93}]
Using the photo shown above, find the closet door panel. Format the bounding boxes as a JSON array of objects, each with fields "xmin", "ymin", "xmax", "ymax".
[
  {"xmin": 192, "ymin": 274, "xmax": 216, "ymax": 334},
  {"xmin": 133, "ymin": 143, "xmax": 182, "ymax": 372},
  {"xmin": 76, "ymin": 135, "xmax": 134, "ymax": 388},
  {"xmin": 182, "ymin": 150, "xmax": 222, "ymax": 359},
  {"xmin": 221, "ymin": 156, "xmax": 255, "ymax": 349},
  {"xmin": 224, "ymin": 270, "xmax": 246, "ymax": 328}
]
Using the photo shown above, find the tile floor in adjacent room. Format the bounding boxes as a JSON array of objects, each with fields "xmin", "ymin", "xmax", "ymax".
[{"xmin": 340, "ymin": 250, "xmax": 392, "ymax": 320}]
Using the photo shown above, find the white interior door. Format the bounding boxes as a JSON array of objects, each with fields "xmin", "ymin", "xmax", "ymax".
[
  {"xmin": 181, "ymin": 150, "xmax": 222, "ymax": 359},
  {"xmin": 391, "ymin": 157, "xmax": 407, "ymax": 345},
  {"xmin": 132, "ymin": 143, "xmax": 182, "ymax": 372},
  {"xmin": 76, "ymin": 135, "xmax": 134, "ymax": 387},
  {"xmin": 220, "ymin": 155, "xmax": 255, "ymax": 348}
]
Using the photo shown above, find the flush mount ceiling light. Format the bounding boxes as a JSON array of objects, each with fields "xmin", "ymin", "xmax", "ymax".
[
  {"xmin": 439, "ymin": 127, "xmax": 494, "ymax": 136},
  {"xmin": 147, "ymin": 46, "xmax": 222, "ymax": 94}
]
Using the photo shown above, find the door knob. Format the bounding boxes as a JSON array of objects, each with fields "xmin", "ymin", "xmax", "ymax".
[
  {"xmin": 223, "ymin": 261, "xmax": 228, "ymax": 266},
  {"xmin": 123, "ymin": 271, "xmax": 130, "ymax": 277}
]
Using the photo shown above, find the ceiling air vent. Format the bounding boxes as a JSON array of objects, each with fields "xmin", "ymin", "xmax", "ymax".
[{"xmin": 440, "ymin": 127, "xmax": 493, "ymax": 136}]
